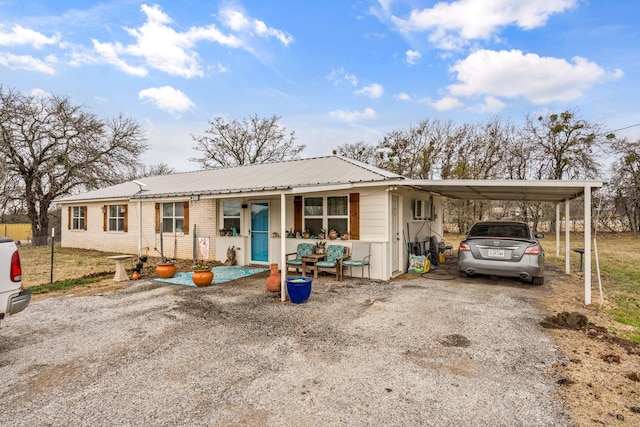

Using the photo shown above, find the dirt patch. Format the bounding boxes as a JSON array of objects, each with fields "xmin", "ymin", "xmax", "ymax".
[{"xmin": 540, "ymin": 271, "xmax": 640, "ymax": 426}]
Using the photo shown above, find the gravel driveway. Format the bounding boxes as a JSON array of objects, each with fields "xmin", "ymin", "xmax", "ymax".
[{"xmin": 0, "ymin": 273, "xmax": 572, "ymax": 426}]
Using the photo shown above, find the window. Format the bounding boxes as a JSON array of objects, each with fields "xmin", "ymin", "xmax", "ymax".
[
  {"xmin": 223, "ymin": 200, "xmax": 241, "ymax": 234},
  {"xmin": 71, "ymin": 206, "xmax": 86, "ymax": 230},
  {"xmin": 108, "ymin": 205, "xmax": 126, "ymax": 231},
  {"xmin": 162, "ymin": 202, "xmax": 185, "ymax": 233},
  {"xmin": 303, "ymin": 196, "xmax": 348, "ymax": 236}
]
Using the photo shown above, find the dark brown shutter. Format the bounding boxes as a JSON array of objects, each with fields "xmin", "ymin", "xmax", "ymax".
[
  {"xmin": 68, "ymin": 206, "xmax": 71, "ymax": 229},
  {"xmin": 183, "ymin": 202, "xmax": 189, "ymax": 234},
  {"xmin": 155, "ymin": 203, "xmax": 161, "ymax": 233},
  {"xmin": 349, "ymin": 193, "xmax": 360, "ymax": 240},
  {"xmin": 103, "ymin": 205, "xmax": 107, "ymax": 231},
  {"xmin": 294, "ymin": 196, "xmax": 302, "ymax": 234},
  {"xmin": 123, "ymin": 205, "xmax": 128, "ymax": 233},
  {"xmin": 83, "ymin": 206, "xmax": 88, "ymax": 230}
]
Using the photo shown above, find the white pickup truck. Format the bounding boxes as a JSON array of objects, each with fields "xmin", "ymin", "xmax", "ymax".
[{"xmin": 0, "ymin": 237, "xmax": 31, "ymax": 325}]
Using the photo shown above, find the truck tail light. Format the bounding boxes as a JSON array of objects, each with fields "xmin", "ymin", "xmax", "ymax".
[{"xmin": 10, "ymin": 250, "xmax": 22, "ymax": 282}]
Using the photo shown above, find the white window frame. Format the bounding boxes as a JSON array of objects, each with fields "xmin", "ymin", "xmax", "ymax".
[
  {"xmin": 72, "ymin": 206, "xmax": 85, "ymax": 230},
  {"xmin": 303, "ymin": 196, "xmax": 349, "ymax": 235},
  {"xmin": 162, "ymin": 202, "xmax": 184, "ymax": 233},
  {"xmin": 108, "ymin": 204, "xmax": 126, "ymax": 232}
]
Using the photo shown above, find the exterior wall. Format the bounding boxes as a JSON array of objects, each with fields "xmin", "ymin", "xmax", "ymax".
[
  {"xmin": 59, "ymin": 186, "xmax": 446, "ymax": 281},
  {"xmin": 61, "ymin": 198, "xmax": 219, "ymax": 262}
]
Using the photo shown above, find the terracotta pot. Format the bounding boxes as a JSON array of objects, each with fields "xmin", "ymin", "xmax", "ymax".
[
  {"xmin": 156, "ymin": 263, "xmax": 177, "ymax": 278},
  {"xmin": 192, "ymin": 269, "xmax": 214, "ymax": 287},
  {"xmin": 266, "ymin": 263, "xmax": 281, "ymax": 292},
  {"xmin": 132, "ymin": 271, "xmax": 140, "ymax": 280}
]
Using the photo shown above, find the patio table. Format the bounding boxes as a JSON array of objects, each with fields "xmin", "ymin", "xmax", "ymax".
[{"xmin": 301, "ymin": 253, "xmax": 326, "ymax": 279}]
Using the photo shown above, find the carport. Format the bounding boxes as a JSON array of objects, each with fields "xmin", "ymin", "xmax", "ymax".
[{"xmin": 403, "ymin": 179, "xmax": 605, "ymax": 305}]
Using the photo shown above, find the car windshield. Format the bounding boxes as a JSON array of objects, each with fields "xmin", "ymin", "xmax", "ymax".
[{"xmin": 468, "ymin": 223, "xmax": 530, "ymax": 239}]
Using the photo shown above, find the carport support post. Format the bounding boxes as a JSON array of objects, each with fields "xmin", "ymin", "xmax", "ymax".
[
  {"xmin": 555, "ymin": 203, "xmax": 560, "ymax": 257},
  {"xmin": 584, "ymin": 186, "xmax": 592, "ymax": 305},
  {"xmin": 280, "ymin": 193, "xmax": 286, "ymax": 302},
  {"xmin": 565, "ymin": 198, "xmax": 571, "ymax": 274}
]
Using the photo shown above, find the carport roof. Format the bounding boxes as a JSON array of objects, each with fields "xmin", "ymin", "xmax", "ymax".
[{"xmin": 404, "ymin": 179, "xmax": 605, "ymax": 202}]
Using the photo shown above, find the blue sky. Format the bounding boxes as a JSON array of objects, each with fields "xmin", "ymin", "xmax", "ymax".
[{"xmin": 1, "ymin": 0, "xmax": 638, "ymax": 172}]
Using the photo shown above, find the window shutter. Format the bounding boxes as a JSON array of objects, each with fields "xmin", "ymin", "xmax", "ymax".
[
  {"xmin": 349, "ymin": 193, "xmax": 360, "ymax": 240},
  {"xmin": 294, "ymin": 196, "xmax": 302, "ymax": 234},
  {"xmin": 83, "ymin": 206, "xmax": 88, "ymax": 230},
  {"xmin": 123, "ymin": 205, "xmax": 128, "ymax": 233},
  {"xmin": 68, "ymin": 207, "xmax": 71, "ymax": 230},
  {"xmin": 103, "ymin": 205, "xmax": 107, "ymax": 231},
  {"xmin": 183, "ymin": 202, "xmax": 189, "ymax": 234},
  {"xmin": 155, "ymin": 203, "xmax": 160, "ymax": 233}
]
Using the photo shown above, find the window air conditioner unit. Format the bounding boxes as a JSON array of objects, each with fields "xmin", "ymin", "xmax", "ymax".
[{"xmin": 414, "ymin": 199, "xmax": 431, "ymax": 220}]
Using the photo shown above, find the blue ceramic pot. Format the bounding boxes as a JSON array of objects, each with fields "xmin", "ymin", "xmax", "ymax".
[{"xmin": 286, "ymin": 277, "xmax": 313, "ymax": 304}]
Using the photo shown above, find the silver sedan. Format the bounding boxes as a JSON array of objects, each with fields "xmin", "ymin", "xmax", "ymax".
[{"xmin": 458, "ymin": 221, "xmax": 545, "ymax": 285}]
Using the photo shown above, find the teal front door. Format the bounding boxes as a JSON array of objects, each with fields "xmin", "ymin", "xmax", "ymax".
[{"xmin": 250, "ymin": 202, "xmax": 269, "ymax": 263}]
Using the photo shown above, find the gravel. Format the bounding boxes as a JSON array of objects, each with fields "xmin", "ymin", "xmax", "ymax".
[{"xmin": 0, "ymin": 273, "xmax": 572, "ymax": 426}]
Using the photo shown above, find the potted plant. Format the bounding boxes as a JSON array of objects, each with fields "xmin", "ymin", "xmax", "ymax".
[
  {"xmin": 192, "ymin": 261, "xmax": 214, "ymax": 287},
  {"xmin": 328, "ymin": 229, "xmax": 338, "ymax": 240},
  {"xmin": 314, "ymin": 240, "xmax": 326, "ymax": 254},
  {"xmin": 156, "ymin": 257, "xmax": 177, "ymax": 278}
]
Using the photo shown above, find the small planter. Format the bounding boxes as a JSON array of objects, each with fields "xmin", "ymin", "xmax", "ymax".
[
  {"xmin": 192, "ymin": 269, "xmax": 214, "ymax": 287},
  {"xmin": 156, "ymin": 263, "xmax": 176, "ymax": 278},
  {"xmin": 286, "ymin": 276, "xmax": 312, "ymax": 304},
  {"xmin": 328, "ymin": 230, "xmax": 338, "ymax": 240}
]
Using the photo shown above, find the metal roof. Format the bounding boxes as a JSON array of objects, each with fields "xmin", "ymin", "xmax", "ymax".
[
  {"xmin": 56, "ymin": 155, "xmax": 606, "ymax": 204},
  {"xmin": 56, "ymin": 156, "xmax": 405, "ymax": 203},
  {"xmin": 403, "ymin": 179, "xmax": 605, "ymax": 202}
]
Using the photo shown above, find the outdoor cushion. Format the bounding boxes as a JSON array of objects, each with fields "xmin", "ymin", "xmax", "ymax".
[
  {"xmin": 286, "ymin": 243, "xmax": 314, "ymax": 265},
  {"xmin": 317, "ymin": 244, "xmax": 345, "ymax": 268}
]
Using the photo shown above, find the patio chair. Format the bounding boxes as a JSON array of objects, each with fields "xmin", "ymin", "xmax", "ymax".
[
  {"xmin": 285, "ymin": 243, "xmax": 315, "ymax": 274},
  {"xmin": 342, "ymin": 242, "xmax": 371, "ymax": 279},
  {"xmin": 317, "ymin": 245, "xmax": 349, "ymax": 281}
]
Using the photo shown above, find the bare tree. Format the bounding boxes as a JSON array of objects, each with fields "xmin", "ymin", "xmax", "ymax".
[
  {"xmin": 333, "ymin": 141, "xmax": 378, "ymax": 164},
  {"xmin": 190, "ymin": 114, "xmax": 305, "ymax": 169},
  {"xmin": 607, "ymin": 138, "xmax": 640, "ymax": 231},
  {"xmin": 0, "ymin": 87, "xmax": 147, "ymax": 243},
  {"xmin": 523, "ymin": 110, "xmax": 609, "ymax": 180},
  {"xmin": 376, "ymin": 118, "xmax": 453, "ymax": 179}
]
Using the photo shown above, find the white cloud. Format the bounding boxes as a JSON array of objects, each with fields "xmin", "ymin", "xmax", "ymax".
[
  {"xmin": 0, "ymin": 52, "xmax": 56, "ymax": 74},
  {"xmin": 405, "ymin": 49, "xmax": 421, "ymax": 65},
  {"xmin": 431, "ymin": 96, "xmax": 464, "ymax": 111},
  {"xmin": 327, "ymin": 68, "xmax": 359, "ymax": 86},
  {"xmin": 395, "ymin": 92, "xmax": 411, "ymax": 101},
  {"xmin": 355, "ymin": 83, "xmax": 384, "ymax": 99},
  {"xmin": 0, "ymin": 25, "xmax": 60, "ymax": 48},
  {"xmin": 447, "ymin": 49, "xmax": 613, "ymax": 104},
  {"xmin": 139, "ymin": 86, "xmax": 195, "ymax": 114},
  {"xmin": 390, "ymin": 0, "xmax": 576, "ymax": 50},
  {"xmin": 478, "ymin": 96, "xmax": 506, "ymax": 113},
  {"xmin": 329, "ymin": 107, "xmax": 377, "ymax": 122},
  {"xmin": 93, "ymin": 3, "xmax": 243, "ymax": 78},
  {"xmin": 220, "ymin": 6, "xmax": 293, "ymax": 46}
]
